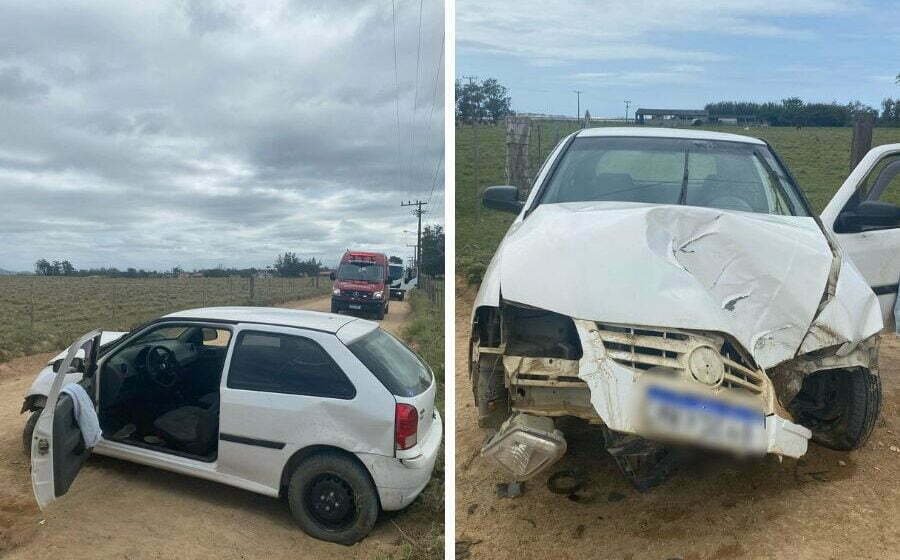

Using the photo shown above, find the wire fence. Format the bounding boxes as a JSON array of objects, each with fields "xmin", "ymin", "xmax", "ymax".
[
  {"xmin": 417, "ymin": 274, "xmax": 445, "ymax": 307},
  {"xmin": 0, "ymin": 275, "xmax": 330, "ymax": 362}
]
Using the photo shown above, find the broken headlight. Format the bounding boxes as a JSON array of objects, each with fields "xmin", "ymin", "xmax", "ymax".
[{"xmin": 481, "ymin": 414, "xmax": 567, "ymax": 480}]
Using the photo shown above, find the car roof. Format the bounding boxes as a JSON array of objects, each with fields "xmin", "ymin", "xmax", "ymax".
[
  {"xmin": 163, "ymin": 306, "xmax": 372, "ymax": 334},
  {"xmin": 576, "ymin": 127, "xmax": 766, "ymax": 145}
]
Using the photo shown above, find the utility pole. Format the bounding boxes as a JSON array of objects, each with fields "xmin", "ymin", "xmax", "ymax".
[
  {"xmin": 573, "ymin": 90, "xmax": 583, "ymax": 121},
  {"xmin": 624, "ymin": 100, "xmax": 632, "ymax": 123},
  {"xmin": 401, "ymin": 200, "xmax": 428, "ymax": 272}
]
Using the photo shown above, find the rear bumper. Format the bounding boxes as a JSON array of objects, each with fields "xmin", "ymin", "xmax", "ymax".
[{"xmin": 357, "ymin": 411, "xmax": 443, "ymax": 510}]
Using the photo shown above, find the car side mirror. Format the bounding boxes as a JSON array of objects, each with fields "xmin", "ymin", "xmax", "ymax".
[
  {"xmin": 329, "ymin": 272, "xmax": 335, "ymax": 281},
  {"xmin": 202, "ymin": 328, "xmax": 218, "ymax": 342},
  {"xmin": 482, "ymin": 185, "xmax": 524, "ymax": 213},
  {"xmin": 835, "ymin": 200, "xmax": 900, "ymax": 233}
]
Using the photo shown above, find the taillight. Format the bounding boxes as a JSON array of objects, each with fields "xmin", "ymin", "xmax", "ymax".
[{"xmin": 394, "ymin": 403, "xmax": 418, "ymax": 451}]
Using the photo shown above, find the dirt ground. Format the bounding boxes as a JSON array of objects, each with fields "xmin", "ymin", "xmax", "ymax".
[
  {"xmin": 0, "ymin": 295, "xmax": 433, "ymax": 560},
  {"xmin": 455, "ymin": 279, "xmax": 900, "ymax": 560}
]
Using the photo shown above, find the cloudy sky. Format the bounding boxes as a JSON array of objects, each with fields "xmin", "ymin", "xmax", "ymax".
[
  {"xmin": 457, "ymin": 0, "xmax": 899, "ymax": 117},
  {"xmin": 0, "ymin": 0, "xmax": 443, "ymax": 272}
]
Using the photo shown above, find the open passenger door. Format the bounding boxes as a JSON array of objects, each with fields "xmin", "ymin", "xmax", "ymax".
[
  {"xmin": 822, "ymin": 144, "xmax": 900, "ymax": 328},
  {"xmin": 31, "ymin": 329, "xmax": 102, "ymax": 508}
]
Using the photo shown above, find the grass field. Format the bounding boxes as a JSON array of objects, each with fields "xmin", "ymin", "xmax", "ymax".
[
  {"xmin": 455, "ymin": 122, "xmax": 900, "ymax": 282},
  {"xmin": 0, "ymin": 276, "xmax": 330, "ymax": 362}
]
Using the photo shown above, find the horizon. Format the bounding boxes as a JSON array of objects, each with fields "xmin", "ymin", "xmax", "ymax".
[{"xmin": 457, "ymin": 0, "xmax": 898, "ymax": 118}]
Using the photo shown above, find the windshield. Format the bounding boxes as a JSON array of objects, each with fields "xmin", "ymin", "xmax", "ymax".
[
  {"xmin": 538, "ymin": 137, "xmax": 809, "ymax": 216},
  {"xmin": 389, "ymin": 265, "xmax": 403, "ymax": 282},
  {"xmin": 347, "ymin": 328, "xmax": 432, "ymax": 396},
  {"xmin": 337, "ymin": 262, "xmax": 384, "ymax": 283}
]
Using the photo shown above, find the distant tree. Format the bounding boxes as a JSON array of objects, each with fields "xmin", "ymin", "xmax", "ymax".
[
  {"xmin": 456, "ymin": 78, "xmax": 512, "ymax": 124},
  {"xmin": 274, "ymin": 252, "xmax": 321, "ymax": 277},
  {"xmin": 171, "ymin": 266, "xmax": 183, "ymax": 276},
  {"xmin": 34, "ymin": 259, "xmax": 52, "ymax": 275},
  {"xmin": 275, "ymin": 252, "xmax": 303, "ymax": 277},
  {"xmin": 896, "ymin": 73, "xmax": 899, "ymax": 84},
  {"xmin": 419, "ymin": 225, "xmax": 444, "ymax": 276},
  {"xmin": 388, "ymin": 255, "xmax": 403, "ymax": 264},
  {"xmin": 60, "ymin": 260, "xmax": 75, "ymax": 276}
]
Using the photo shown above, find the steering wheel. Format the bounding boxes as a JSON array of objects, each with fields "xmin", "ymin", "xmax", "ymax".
[{"xmin": 146, "ymin": 345, "xmax": 179, "ymax": 388}]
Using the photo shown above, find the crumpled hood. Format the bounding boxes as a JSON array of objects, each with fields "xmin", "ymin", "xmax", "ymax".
[{"xmin": 488, "ymin": 202, "xmax": 881, "ymax": 369}]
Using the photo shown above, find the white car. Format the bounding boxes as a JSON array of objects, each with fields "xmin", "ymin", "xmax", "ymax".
[
  {"xmin": 471, "ymin": 128, "xmax": 898, "ymax": 488},
  {"xmin": 22, "ymin": 307, "xmax": 442, "ymax": 544}
]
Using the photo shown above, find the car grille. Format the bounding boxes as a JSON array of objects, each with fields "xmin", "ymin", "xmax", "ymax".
[
  {"xmin": 349, "ymin": 291, "xmax": 370, "ymax": 299},
  {"xmin": 594, "ymin": 323, "xmax": 765, "ymax": 395}
]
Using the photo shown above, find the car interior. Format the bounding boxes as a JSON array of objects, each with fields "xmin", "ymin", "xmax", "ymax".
[{"xmin": 98, "ymin": 324, "xmax": 231, "ymax": 461}]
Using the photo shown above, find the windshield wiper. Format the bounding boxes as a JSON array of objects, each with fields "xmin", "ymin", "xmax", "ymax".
[{"xmin": 678, "ymin": 148, "xmax": 690, "ymax": 205}]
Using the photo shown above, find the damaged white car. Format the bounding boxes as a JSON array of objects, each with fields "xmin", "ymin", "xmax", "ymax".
[
  {"xmin": 22, "ymin": 307, "xmax": 441, "ymax": 544},
  {"xmin": 471, "ymin": 128, "xmax": 899, "ymax": 488}
]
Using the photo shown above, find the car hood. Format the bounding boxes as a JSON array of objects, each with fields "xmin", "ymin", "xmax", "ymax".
[{"xmin": 482, "ymin": 202, "xmax": 882, "ymax": 369}]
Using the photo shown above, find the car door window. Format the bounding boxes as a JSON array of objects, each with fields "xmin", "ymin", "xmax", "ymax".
[
  {"xmin": 227, "ymin": 331, "xmax": 356, "ymax": 399},
  {"xmin": 861, "ymin": 154, "xmax": 900, "ymax": 207}
]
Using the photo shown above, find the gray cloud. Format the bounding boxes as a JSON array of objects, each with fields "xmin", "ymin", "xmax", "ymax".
[{"xmin": 0, "ymin": 0, "xmax": 444, "ymax": 271}]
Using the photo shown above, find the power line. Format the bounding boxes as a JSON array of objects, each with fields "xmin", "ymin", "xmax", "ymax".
[
  {"xmin": 408, "ymin": 0, "xmax": 424, "ymax": 192},
  {"xmin": 390, "ymin": 0, "xmax": 404, "ymax": 197},
  {"xmin": 419, "ymin": 30, "xmax": 445, "ymax": 206}
]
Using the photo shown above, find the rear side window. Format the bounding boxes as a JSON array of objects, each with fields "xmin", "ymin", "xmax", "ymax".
[
  {"xmin": 347, "ymin": 328, "xmax": 432, "ymax": 397},
  {"xmin": 227, "ymin": 331, "xmax": 355, "ymax": 399}
]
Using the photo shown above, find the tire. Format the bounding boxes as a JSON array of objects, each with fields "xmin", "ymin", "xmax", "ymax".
[
  {"xmin": 287, "ymin": 452, "xmax": 379, "ymax": 545},
  {"xmin": 374, "ymin": 306, "xmax": 385, "ymax": 320},
  {"xmin": 384, "ymin": 302, "xmax": 389, "ymax": 315},
  {"xmin": 790, "ymin": 368, "xmax": 882, "ymax": 450},
  {"xmin": 22, "ymin": 409, "xmax": 41, "ymax": 457},
  {"xmin": 330, "ymin": 302, "xmax": 338, "ymax": 314},
  {"xmin": 398, "ymin": 293, "xmax": 404, "ymax": 302}
]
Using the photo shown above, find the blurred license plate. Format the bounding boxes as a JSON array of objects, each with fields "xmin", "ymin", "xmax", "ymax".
[
  {"xmin": 349, "ymin": 304, "xmax": 362, "ymax": 310},
  {"xmin": 636, "ymin": 382, "xmax": 767, "ymax": 454}
]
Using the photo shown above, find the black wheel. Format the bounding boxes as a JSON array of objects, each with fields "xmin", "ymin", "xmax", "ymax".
[
  {"xmin": 22, "ymin": 409, "xmax": 41, "ymax": 457},
  {"xmin": 374, "ymin": 306, "xmax": 385, "ymax": 320},
  {"xmin": 384, "ymin": 302, "xmax": 389, "ymax": 315},
  {"xmin": 330, "ymin": 302, "xmax": 339, "ymax": 314},
  {"xmin": 287, "ymin": 452, "xmax": 379, "ymax": 545},
  {"xmin": 398, "ymin": 293, "xmax": 404, "ymax": 301},
  {"xmin": 790, "ymin": 368, "xmax": 882, "ymax": 450}
]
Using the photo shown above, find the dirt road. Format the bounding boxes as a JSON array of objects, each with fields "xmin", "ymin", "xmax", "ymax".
[
  {"xmin": 0, "ymin": 295, "xmax": 431, "ymax": 560},
  {"xmin": 455, "ymin": 279, "xmax": 900, "ymax": 560}
]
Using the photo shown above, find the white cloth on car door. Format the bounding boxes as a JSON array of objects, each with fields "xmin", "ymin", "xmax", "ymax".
[{"xmin": 60, "ymin": 384, "xmax": 102, "ymax": 448}]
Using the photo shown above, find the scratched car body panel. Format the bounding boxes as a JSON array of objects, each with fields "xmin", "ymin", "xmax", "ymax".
[{"xmin": 470, "ymin": 128, "xmax": 899, "ymax": 487}]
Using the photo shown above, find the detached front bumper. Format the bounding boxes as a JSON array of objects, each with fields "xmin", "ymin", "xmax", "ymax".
[
  {"xmin": 357, "ymin": 411, "xmax": 443, "ymax": 510},
  {"xmin": 571, "ymin": 318, "xmax": 812, "ymax": 457}
]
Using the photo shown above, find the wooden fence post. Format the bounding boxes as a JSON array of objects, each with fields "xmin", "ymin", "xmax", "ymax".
[
  {"xmin": 506, "ymin": 116, "xmax": 531, "ymax": 200},
  {"xmin": 850, "ymin": 113, "xmax": 875, "ymax": 171},
  {"xmin": 473, "ymin": 123, "xmax": 481, "ymax": 224}
]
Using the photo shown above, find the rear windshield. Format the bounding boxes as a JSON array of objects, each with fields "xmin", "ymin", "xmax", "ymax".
[
  {"xmin": 347, "ymin": 328, "xmax": 432, "ymax": 397},
  {"xmin": 539, "ymin": 136, "xmax": 809, "ymax": 216}
]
